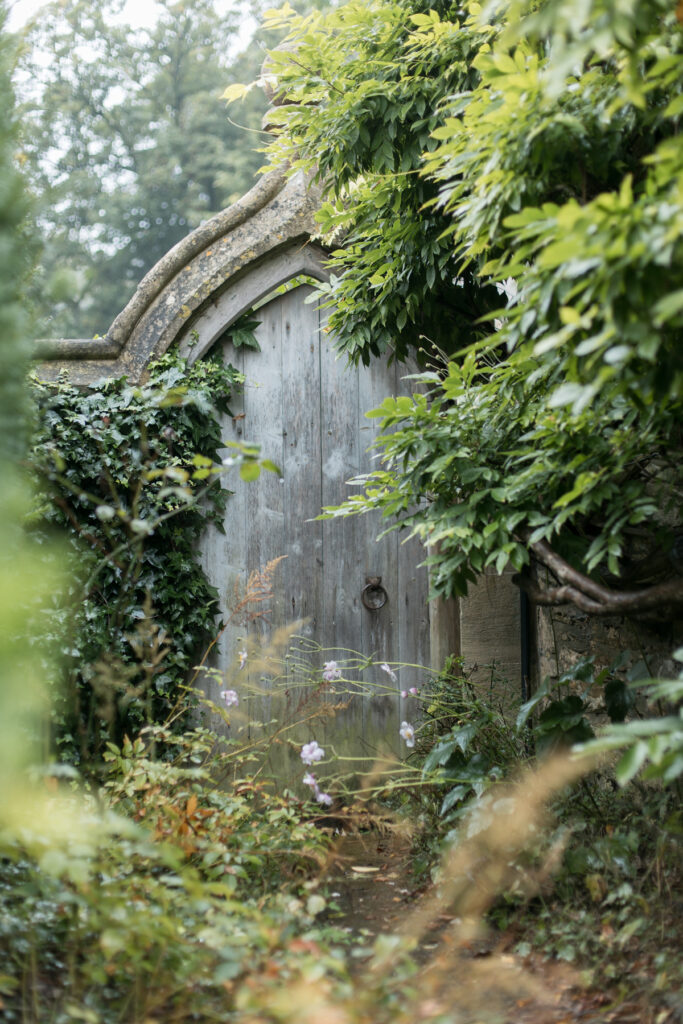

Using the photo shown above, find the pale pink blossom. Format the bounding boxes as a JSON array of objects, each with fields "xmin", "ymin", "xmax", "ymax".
[
  {"xmin": 300, "ymin": 740, "xmax": 325, "ymax": 765},
  {"xmin": 302, "ymin": 772, "xmax": 317, "ymax": 788},
  {"xmin": 399, "ymin": 721, "xmax": 415, "ymax": 748},
  {"xmin": 220, "ymin": 689, "xmax": 239, "ymax": 708},
  {"xmin": 380, "ymin": 662, "xmax": 397, "ymax": 683},
  {"xmin": 316, "ymin": 791, "xmax": 333, "ymax": 807},
  {"xmin": 409, "ymin": 687, "xmax": 419, "ymax": 695},
  {"xmin": 401, "ymin": 690, "xmax": 408, "ymax": 699},
  {"xmin": 322, "ymin": 660, "xmax": 342, "ymax": 682}
]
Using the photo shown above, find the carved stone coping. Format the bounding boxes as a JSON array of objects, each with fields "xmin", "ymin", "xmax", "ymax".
[
  {"xmin": 177, "ymin": 239, "xmax": 329, "ymax": 364},
  {"xmin": 34, "ymin": 167, "xmax": 326, "ymax": 386}
]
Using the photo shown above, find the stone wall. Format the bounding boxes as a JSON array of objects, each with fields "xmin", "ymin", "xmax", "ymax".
[
  {"xmin": 535, "ymin": 602, "xmax": 683, "ymax": 687},
  {"xmin": 447, "ymin": 566, "xmax": 682, "ymax": 718},
  {"xmin": 452, "ymin": 567, "xmax": 523, "ymax": 714}
]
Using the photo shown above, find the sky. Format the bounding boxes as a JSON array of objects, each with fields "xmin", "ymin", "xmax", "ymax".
[
  {"xmin": 9, "ymin": 0, "xmax": 160, "ymax": 29},
  {"xmin": 7, "ymin": 0, "xmax": 259, "ymax": 82},
  {"xmin": 7, "ymin": 0, "xmax": 249, "ymax": 31}
]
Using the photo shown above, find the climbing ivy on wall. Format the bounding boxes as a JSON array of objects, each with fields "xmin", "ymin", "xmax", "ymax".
[{"xmin": 29, "ymin": 352, "xmax": 242, "ymax": 767}]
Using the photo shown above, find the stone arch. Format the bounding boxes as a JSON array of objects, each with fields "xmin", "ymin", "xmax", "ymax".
[
  {"xmin": 177, "ymin": 239, "xmax": 329, "ymax": 365},
  {"xmin": 35, "ymin": 168, "xmax": 324, "ymax": 385}
]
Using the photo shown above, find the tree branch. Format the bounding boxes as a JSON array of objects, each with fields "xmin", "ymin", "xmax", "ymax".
[{"xmin": 515, "ymin": 531, "xmax": 683, "ymax": 616}]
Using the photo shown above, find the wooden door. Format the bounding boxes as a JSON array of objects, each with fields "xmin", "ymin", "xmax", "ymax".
[{"xmin": 199, "ymin": 284, "xmax": 430, "ymax": 782}]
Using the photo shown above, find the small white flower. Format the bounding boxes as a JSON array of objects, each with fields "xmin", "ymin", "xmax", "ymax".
[
  {"xmin": 381, "ymin": 662, "xmax": 397, "ymax": 683},
  {"xmin": 322, "ymin": 660, "xmax": 342, "ymax": 682},
  {"xmin": 222, "ymin": 456, "xmax": 236, "ymax": 467},
  {"xmin": 399, "ymin": 721, "xmax": 415, "ymax": 748},
  {"xmin": 300, "ymin": 740, "xmax": 325, "ymax": 765},
  {"xmin": 220, "ymin": 689, "xmax": 239, "ymax": 707},
  {"xmin": 302, "ymin": 772, "xmax": 317, "ymax": 788},
  {"xmin": 238, "ymin": 649, "xmax": 247, "ymax": 670},
  {"xmin": 316, "ymin": 791, "xmax": 333, "ymax": 807},
  {"xmin": 401, "ymin": 690, "xmax": 408, "ymax": 699}
]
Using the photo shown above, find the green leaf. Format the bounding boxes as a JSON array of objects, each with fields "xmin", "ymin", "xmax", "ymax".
[
  {"xmin": 558, "ymin": 305, "xmax": 581, "ymax": 326},
  {"xmin": 239, "ymin": 462, "xmax": 261, "ymax": 482},
  {"xmin": 222, "ymin": 81, "xmax": 253, "ymax": 103},
  {"xmin": 615, "ymin": 741, "xmax": 649, "ymax": 786},
  {"xmin": 548, "ymin": 382, "xmax": 585, "ymax": 409},
  {"xmin": 423, "ymin": 737, "xmax": 459, "ymax": 774},
  {"xmin": 664, "ymin": 93, "xmax": 683, "ymax": 118},
  {"xmin": 652, "ymin": 289, "xmax": 683, "ymax": 326},
  {"xmin": 440, "ymin": 785, "xmax": 469, "ymax": 816}
]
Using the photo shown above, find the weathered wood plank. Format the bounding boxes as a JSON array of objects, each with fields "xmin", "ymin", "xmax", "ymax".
[
  {"xmin": 357, "ymin": 356, "xmax": 400, "ymax": 760},
  {"xmin": 396, "ymin": 366, "xmax": 431, "ymax": 723},
  {"xmin": 280, "ymin": 286, "xmax": 323, "ymax": 638},
  {"xmin": 318, "ymin": 302, "xmax": 368, "ymax": 779},
  {"xmin": 241, "ymin": 298, "xmax": 286, "ymax": 745},
  {"xmin": 196, "ymin": 344, "xmax": 246, "ymax": 736},
  {"xmin": 276, "ymin": 286, "xmax": 325, "ymax": 781}
]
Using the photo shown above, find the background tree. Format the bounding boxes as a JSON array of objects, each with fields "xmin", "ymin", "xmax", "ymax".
[
  {"xmin": 244, "ymin": 0, "xmax": 683, "ymax": 617},
  {"xmin": 17, "ymin": 0, "xmax": 271, "ymax": 339}
]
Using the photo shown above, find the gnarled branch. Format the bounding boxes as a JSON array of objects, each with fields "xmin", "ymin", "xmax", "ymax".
[{"xmin": 514, "ymin": 531, "xmax": 683, "ymax": 616}]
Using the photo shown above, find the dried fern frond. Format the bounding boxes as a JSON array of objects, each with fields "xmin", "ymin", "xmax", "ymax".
[{"xmin": 230, "ymin": 555, "xmax": 288, "ymax": 624}]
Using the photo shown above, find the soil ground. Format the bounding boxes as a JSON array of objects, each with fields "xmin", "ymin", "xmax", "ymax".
[{"xmin": 323, "ymin": 830, "xmax": 681, "ymax": 1024}]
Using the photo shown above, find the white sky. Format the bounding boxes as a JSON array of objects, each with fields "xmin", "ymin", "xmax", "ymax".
[
  {"xmin": 7, "ymin": 0, "xmax": 250, "ymax": 31},
  {"xmin": 9, "ymin": 0, "xmax": 155, "ymax": 29}
]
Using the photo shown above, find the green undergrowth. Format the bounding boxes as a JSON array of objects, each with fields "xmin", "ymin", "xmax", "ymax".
[
  {"xmin": 399, "ymin": 655, "xmax": 683, "ymax": 1010},
  {"xmin": 1, "ymin": 638, "xmax": 680, "ymax": 1022},
  {"xmin": 506, "ymin": 780, "xmax": 682, "ymax": 1003}
]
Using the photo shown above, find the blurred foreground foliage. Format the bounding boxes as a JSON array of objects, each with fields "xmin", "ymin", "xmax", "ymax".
[
  {"xmin": 0, "ymin": 720, "xmax": 342, "ymax": 1024},
  {"xmin": 0, "ymin": 0, "xmax": 55, "ymax": 808}
]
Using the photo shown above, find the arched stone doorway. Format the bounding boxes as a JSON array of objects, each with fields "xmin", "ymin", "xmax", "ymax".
[{"xmin": 36, "ymin": 168, "xmax": 434, "ymax": 780}]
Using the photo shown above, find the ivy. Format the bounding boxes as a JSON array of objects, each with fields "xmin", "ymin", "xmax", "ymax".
[{"xmin": 29, "ymin": 351, "xmax": 242, "ymax": 766}]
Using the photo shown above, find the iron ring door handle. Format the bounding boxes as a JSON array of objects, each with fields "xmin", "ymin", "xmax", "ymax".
[{"xmin": 361, "ymin": 576, "xmax": 388, "ymax": 610}]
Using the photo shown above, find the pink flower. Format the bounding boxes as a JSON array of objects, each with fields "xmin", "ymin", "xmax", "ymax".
[
  {"xmin": 399, "ymin": 721, "xmax": 415, "ymax": 748},
  {"xmin": 322, "ymin": 660, "xmax": 342, "ymax": 683},
  {"xmin": 409, "ymin": 687, "xmax": 419, "ymax": 695},
  {"xmin": 302, "ymin": 772, "xmax": 317, "ymax": 788},
  {"xmin": 316, "ymin": 791, "xmax": 333, "ymax": 807},
  {"xmin": 220, "ymin": 689, "xmax": 239, "ymax": 707},
  {"xmin": 401, "ymin": 690, "xmax": 408, "ymax": 699},
  {"xmin": 381, "ymin": 662, "xmax": 397, "ymax": 683},
  {"xmin": 300, "ymin": 740, "xmax": 325, "ymax": 765}
]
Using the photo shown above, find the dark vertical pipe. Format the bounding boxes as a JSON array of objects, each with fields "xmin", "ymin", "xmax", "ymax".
[{"xmin": 520, "ymin": 589, "xmax": 531, "ymax": 702}]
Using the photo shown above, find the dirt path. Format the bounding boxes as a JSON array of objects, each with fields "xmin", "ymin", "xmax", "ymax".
[{"xmin": 323, "ymin": 831, "xmax": 676, "ymax": 1024}]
